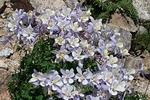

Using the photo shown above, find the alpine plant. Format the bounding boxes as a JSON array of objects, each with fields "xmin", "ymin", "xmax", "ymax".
[{"xmin": 3, "ymin": 4, "xmax": 139, "ymax": 100}]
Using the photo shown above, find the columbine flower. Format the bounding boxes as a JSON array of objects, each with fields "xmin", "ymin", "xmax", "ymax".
[
  {"xmin": 107, "ymin": 55, "xmax": 118, "ymax": 68},
  {"xmin": 29, "ymin": 70, "xmax": 47, "ymax": 86},
  {"xmin": 71, "ymin": 22, "xmax": 83, "ymax": 32},
  {"xmin": 86, "ymin": 45, "xmax": 95, "ymax": 56},
  {"xmin": 60, "ymin": 68, "xmax": 75, "ymax": 84},
  {"xmin": 46, "ymin": 70, "xmax": 64, "ymax": 91},
  {"xmin": 67, "ymin": 36, "xmax": 80, "ymax": 48},
  {"xmin": 124, "ymin": 69, "xmax": 135, "ymax": 81},
  {"xmin": 72, "ymin": 48, "xmax": 87, "ymax": 61},
  {"xmin": 109, "ymin": 80, "xmax": 127, "ymax": 95},
  {"xmin": 38, "ymin": 9, "xmax": 55, "ymax": 24},
  {"xmin": 80, "ymin": 9, "xmax": 91, "ymax": 22},
  {"xmin": 86, "ymin": 95, "xmax": 100, "ymax": 100},
  {"xmin": 91, "ymin": 18, "xmax": 103, "ymax": 31},
  {"xmin": 75, "ymin": 67, "xmax": 93, "ymax": 85},
  {"xmin": 61, "ymin": 6, "xmax": 71, "ymax": 17},
  {"xmin": 122, "ymin": 49, "xmax": 130, "ymax": 56},
  {"xmin": 17, "ymin": 25, "xmax": 38, "ymax": 44},
  {"xmin": 6, "ymin": 9, "xmax": 27, "ymax": 32},
  {"xmin": 56, "ymin": 49, "xmax": 73, "ymax": 62},
  {"xmin": 55, "ymin": 36, "xmax": 65, "ymax": 45},
  {"xmin": 103, "ymin": 49, "xmax": 109, "ymax": 58},
  {"xmin": 59, "ymin": 84, "xmax": 84, "ymax": 100},
  {"xmin": 116, "ymin": 42, "xmax": 123, "ymax": 48},
  {"xmin": 90, "ymin": 72, "xmax": 103, "ymax": 85},
  {"xmin": 80, "ymin": 39, "xmax": 90, "ymax": 48},
  {"xmin": 102, "ymin": 71, "xmax": 114, "ymax": 85}
]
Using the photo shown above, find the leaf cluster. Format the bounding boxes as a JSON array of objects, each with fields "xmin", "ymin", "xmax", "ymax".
[{"xmin": 83, "ymin": 0, "xmax": 139, "ymax": 23}]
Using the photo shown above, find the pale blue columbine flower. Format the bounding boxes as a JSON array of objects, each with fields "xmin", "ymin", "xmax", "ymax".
[
  {"xmin": 67, "ymin": 36, "xmax": 80, "ymax": 48},
  {"xmin": 107, "ymin": 55, "xmax": 119, "ymax": 68},
  {"xmin": 90, "ymin": 17, "xmax": 103, "ymax": 31},
  {"xmin": 102, "ymin": 71, "xmax": 114, "ymax": 85},
  {"xmin": 17, "ymin": 25, "xmax": 38, "ymax": 44},
  {"xmin": 29, "ymin": 70, "xmax": 47, "ymax": 86},
  {"xmin": 38, "ymin": 9, "xmax": 55, "ymax": 24},
  {"xmin": 55, "ymin": 36, "xmax": 66, "ymax": 45},
  {"xmin": 86, "ymin": 95, "xmax": 100, "ymax": 100},
  {"xmin": 56, "ymin": 48, "xmax": 73, "ymax": 62},
  {"xmin": 90, "ymin": 72, "xmax": 103, "ymax": 86},
  {"xmin": 60, "ymin": 68, "xmax": 75, "ymax": 84},
  {"xmin": 58, "ymin": 84, "xmax": 84, "ymax": 100},
  {"xmin": 86, "ymin": 45, "xmax": 95, "ymax": 56},
  {"xmin": 80, "ymin": 39, "xmax": 90, "ymax": 48},
  {"xmin": 45, "ymin": 70, "xmax": 64, "ymax": 91},
  {"xmin": 61, "ymin": 6, "xmax": 72, "ymax": 17},
  {"xmin": 72, "ymin": 47, "xmax": 88, "ymax": 61},
  {"xmin": 75, "ymin": 67, "xmax": 93, "ymax": 85},
  {"xmin": 6, "ymin": 9, "xmax": 27, "ymax": 32},
  {"xmin": 80, "ymin": 9, "xmax": 91, "ymax": 22},
  {"xmin": 70, "ymin": 22, "xmax": 83, "ymax": 32},
  {"xmin": 123, "ymin": 68, "xmax": 136, "ymax": 81},
  {"xmin": 108, "ymin": 80, "xmax": 127, "ymax": 95}
]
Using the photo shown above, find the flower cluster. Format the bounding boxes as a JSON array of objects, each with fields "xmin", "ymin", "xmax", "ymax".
[
  {"xmin": 29, "ymin": 66, "xmax": 135, "ymax": 99},
  {"xmin": 5, "ymin": 9, "xmax": 47, "ymax": 45},
  {"xmin": 5, "ymin": 3, "xmax": 136, "ymax": 100},
  {"xmin": 28, "ymin": 6, "xmax": 135, "ymax": 100}
]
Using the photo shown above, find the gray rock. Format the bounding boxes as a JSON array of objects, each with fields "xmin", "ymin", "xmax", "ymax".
[
  {"xmin": 109, "ymin": 13, "xmax": 138, "ymax": 32},
  {"xmin": 30, "ymin": 0, "xmax": 67, "ymax": 13},
  {"xmin": 132, "ymin": 0, "xmax": 150, "ymax": 20},
  {"xmin": 137, "ymin": 26, "xmax": 148, "ymax": 35},
  {"xmin": 0, "ymin": 0, "xmax": 5, "ymax": 8}
]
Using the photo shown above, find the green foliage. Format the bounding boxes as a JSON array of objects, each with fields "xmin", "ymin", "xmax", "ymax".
[
  {"xmin": 130, "ymin": 32, "xmax": 150, "ymax": 55},
  {"xmin": 83, "ymin": 58, "xmax": 98, "ymax": 71},
  {"xmin": 84, "ymin": 0, "xmax": 139, "ymax": 23},
  {"xmin": 8, "ymin": 38, "xmax": 68, "ymax": 100},
  {"xmin": 80, "ymin": 85, "xmax": 93, "ymax": 95},
  {"xmin": 124, "ymin": 92, "xmax": 148, "ymax": 100}
]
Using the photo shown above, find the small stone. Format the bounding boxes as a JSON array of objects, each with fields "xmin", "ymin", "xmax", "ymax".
[
  {"xmin": 137, "ymin": 26, "xmax": 148, "ymax": 35},
  {"xmin": 0, "ymin": 48, "xmax": 13, "ymax": 57}
]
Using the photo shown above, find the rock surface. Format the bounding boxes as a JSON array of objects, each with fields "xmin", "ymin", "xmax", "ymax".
[
  {"xmin": 30, "ymin": 0, "xmax": 66, "ymax": 13},
  {"xmin": 109, "ymin": 13, "xmax": 138, "ymax": 32},
  {"xmin": 0, "ymin": 0, "xmax": 5, "ymax": 8},
  {"xmin": 132, "ymin": 77, "xmax": 150, "ymax": 96},
  {"xmin": 0, "ymin": 69, "xmax": 11, "ymax": 100},
  {"xmin": 132, "ymin": 0, "xmax": 150, "ymax": 20}
]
